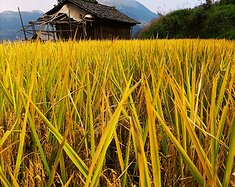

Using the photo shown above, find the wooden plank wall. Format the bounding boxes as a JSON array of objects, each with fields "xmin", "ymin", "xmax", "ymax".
[{"xmin": 56, "ymin": 22, "xmax": 131, "ymax": 40}]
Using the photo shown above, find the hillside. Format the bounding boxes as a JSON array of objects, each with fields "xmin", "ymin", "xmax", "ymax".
[
  {"xmin": 99, "ymin": 0, "xmax": 158, "ymax": 25},
  {"xmin": 98, "ymin": 0, "xmax": 158, "ymax": 35},
  {"xmin": 0, "ymin": 10, "xmax": 43, "ymax": 41},
  {"xmin": 140, "ymin": 1, "xmax": 235, "ymax": 39}
]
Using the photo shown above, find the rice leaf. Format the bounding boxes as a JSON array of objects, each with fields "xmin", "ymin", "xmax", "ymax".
[
  {"xmin": 145, "ymin": 84, "xmax": 161, "ymax": 186},
  {"xmin": 85, "ymin": 78, "xmax": 141, "ymax": 187},
  {"xmin": 132, "ymin": 115, "xmax": 151, "ymax": 187},
  {"xmin": 151, "ymin": 104, "xmax": 207, "ymax": 187},
  {"xmin": 222, "ymin": 114, "xmax": 235, "ymax": 187}
]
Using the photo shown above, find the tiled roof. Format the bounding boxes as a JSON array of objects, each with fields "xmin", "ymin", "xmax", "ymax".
[{"xmin": 45, "ymin": 0, "xmax": 140, "ymax": 25}]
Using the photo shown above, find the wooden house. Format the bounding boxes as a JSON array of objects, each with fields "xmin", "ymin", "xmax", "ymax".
[{"xmin": 29, "ymin": 0, "xmax": 140, "ymax": 40}]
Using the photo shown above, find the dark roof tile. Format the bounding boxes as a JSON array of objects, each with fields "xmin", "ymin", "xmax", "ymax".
[{"xmin": 45, "ymin": 0, "xmax": 140, "ymax": 25}]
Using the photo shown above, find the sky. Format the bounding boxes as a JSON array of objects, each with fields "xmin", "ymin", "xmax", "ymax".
[{"xmin": 0, "ymin": 0, "xmax": 206, "ymax": 14}]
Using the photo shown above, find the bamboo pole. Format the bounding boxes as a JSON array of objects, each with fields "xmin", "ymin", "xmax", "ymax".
[{"xmin": 18, "ymin": 7, "xmax": 27, "ymax": 41}]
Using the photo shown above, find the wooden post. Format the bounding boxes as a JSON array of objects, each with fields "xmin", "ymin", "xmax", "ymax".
[
  {"xmin": 47, "ymin": 24, "xmax": 50, "ymax": 40},
  {"xmin": 52, "ymin": 25, "xmax": 56, "ymax": 40},
  {"xmin": 130, "ymin": 26, "xmax": 133, "ymax": 39},
  {"xmin": 100, "ymin": 26, "xmax": 103, "ymax": 40},
  {"xmin": 32, "ymin": 25, "xmax": 36, "ymax": 36},
  {"xmin": 83, "ymin": 22, "xmax": 87, "ymax": 40},
  {"xmin": 60, "ymin": 25, "xmax": 62, "ymax": 39},
  {"xmin": 68, "ymin": 7, "xmax": 72, "ymax": 39},
  {"xmin": 18, "ymin": 7, "xmax": 27, "ymax": 41}
]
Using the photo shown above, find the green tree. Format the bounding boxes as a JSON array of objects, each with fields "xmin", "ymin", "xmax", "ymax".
[
  {"xmin": 206, "ymin": 0, "xmax": 212, "ymax": 5},
  {"xmin": 57, "ymin": 0, "xmax": 97, "ymax": 2},
  {"xmin": 219, "ymin": 0, "xmax": 235, "ymax": 5}
]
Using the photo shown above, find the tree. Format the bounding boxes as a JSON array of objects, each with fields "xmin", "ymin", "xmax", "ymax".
[
  {"xmin": 206, "ymin": 0, "xmax": 212, "ymax": 4},
  {"xmin": 57, "ymin": 0, "xmax": 97, "ymax": 2},
  {"xmin": 219, "ymin": 0, "xmax": 235, "ymax": 5}
]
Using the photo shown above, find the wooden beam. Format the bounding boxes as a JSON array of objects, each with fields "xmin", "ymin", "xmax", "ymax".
[
  {"xmin": 18, "ymin": 7, "xmax": 27, "ymax": 41},
  {"xmin": 52, "ymin": 25, "xmax": 56, "ymax": 40},
  {"xmin": 100, "ymin": 26, "xmax": 103, "ymax": 39},
  {"xmin": 69, "ymin": 8, "xmax": 72, "ymax": 39}
]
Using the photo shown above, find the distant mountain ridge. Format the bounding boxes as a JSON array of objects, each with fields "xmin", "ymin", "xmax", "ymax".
[
  {"xmin": 99, "ymin": 0, "xmax": 158, "ymax": 26},
  {"xmin": 1, "ymin": 10, "xmax": 44, "ymax": 15},
  {"xmin": 0, "ymin": 0, "xmax": 158, "ymax": 41},
  {"xmin": 0, "ymin": 10, "xmax": 43, "ymax": 41}
]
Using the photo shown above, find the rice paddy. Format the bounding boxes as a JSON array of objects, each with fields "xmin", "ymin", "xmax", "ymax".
[{"xmin": 0, "ymin": 38, "xmax": 234, "ymax": 186}]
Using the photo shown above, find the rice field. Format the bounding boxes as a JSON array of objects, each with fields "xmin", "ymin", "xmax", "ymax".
[{"xmin": 0, "ymin": 38, "xmax": 235, "ymax": 187}]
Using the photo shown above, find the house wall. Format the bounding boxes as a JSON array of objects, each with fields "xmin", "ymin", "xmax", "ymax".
[
  {"xmin": 56, "ymin": 24, "xmax": 85, "ymax": 40},
  {"xmin": 54, "ymin": 3, "xmax": 132, "ymax": 40},
  {"xmin": 87, "ymin": 19, "xmax": 132, "ymax": 40},
  {"xmin": 56, "ymin": 22, "xmax": 131, "ymax": 40},
  {"xmin": 93, "ymin": 24, "xmax": 131, "ymax": 40}
]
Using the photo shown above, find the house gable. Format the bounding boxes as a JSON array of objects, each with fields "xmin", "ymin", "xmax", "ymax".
[{"xmin": 58, "ymin": 3, "xmax": 89, "ymax": 22}]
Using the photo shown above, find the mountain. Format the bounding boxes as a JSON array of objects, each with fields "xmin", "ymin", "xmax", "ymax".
[
  {"xmin": 0, "ymin": 10, "xmax": 43, "ymax": 41},
  {"xmin": 98, "ymin": 0, "xmax": 158, "ymax": 35},
  {"xmin": 99, "ymin": 0, "xmax": 158, "ymax": 25}
]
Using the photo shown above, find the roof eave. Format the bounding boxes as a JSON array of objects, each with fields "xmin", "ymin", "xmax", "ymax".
[{"xmin": 40, "ymin": 0, "xmax": 140, "ymax": 25}]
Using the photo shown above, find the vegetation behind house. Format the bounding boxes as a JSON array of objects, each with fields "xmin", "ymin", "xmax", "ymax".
[{"xmin": 140, "ymin": 0, "xmax": 235, "ymax": 39}]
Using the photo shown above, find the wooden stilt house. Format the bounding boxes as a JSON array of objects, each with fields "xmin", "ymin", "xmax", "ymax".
[{"xmin": 29, "ymin": 0, "xmax": 140, "ymax": 40}]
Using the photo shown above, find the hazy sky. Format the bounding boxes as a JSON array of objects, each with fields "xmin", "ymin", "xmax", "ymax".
[{"xmin": 0, "ymin": 0, "xmax": 206, "ymax": 14}]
